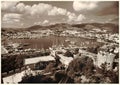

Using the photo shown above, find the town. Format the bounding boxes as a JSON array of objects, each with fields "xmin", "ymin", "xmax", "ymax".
[{"xmin": 1, "ymin": 23, "xmax": 119, "ymax": 83}]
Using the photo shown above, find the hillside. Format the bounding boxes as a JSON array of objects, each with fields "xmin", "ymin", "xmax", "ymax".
[
  {"xmin": 2, "ymin": 23, "xmax": 119, "ymax": 33},
  {"xmin": 72, "ymin": 23, "xmax": 119, "ymax": 33}
]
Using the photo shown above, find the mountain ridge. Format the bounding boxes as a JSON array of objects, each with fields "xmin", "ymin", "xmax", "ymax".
[{"xmin": 2, "ymin": 22, "xmax": 119, "ymax": 33}]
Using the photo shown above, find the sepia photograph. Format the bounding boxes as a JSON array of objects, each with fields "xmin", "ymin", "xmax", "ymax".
[{"xmin": 1, "ymin": 1, "xmax": 119, "ymax": 84}]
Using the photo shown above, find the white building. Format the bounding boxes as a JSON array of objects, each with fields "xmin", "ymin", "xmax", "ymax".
[
  {"xmin": 97, "ymin": 51, "xmax": 115, "ymax": 70},
  {"xmin": 58, "ymin": 54, "xmax": 73, "ymax": 68},
  {"xmin": 24, "ymin": 56, "xmax": 55, "ymax": 65}
]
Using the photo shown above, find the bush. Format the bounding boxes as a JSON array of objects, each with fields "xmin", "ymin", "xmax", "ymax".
[
  {"xmin": 44, "ymin": 62, "xmax": 56, "ymax": 73},
  {"xmin": 20, "ymin": 74, "xmax": 55, "ymax": 83},
  {"xmin": 64, "ymin": 50, "xmax": 73, "ymax": 57},
  {"xmin": 74, "ymin": 48, "xmax": 79, "ymax": 54},
  {"xmin": 95, "ymin": 62, "xmax": 119, "ymax": 83},
  {"xmin": 54, "ymin": 71, "xmax": 66, "ymax": 82},
  {"xmin": 2, "ymin": 54, "xmax": 24, "ymax": 73},
  {"xmin": 67, "ymin": 56, "xmax": 95, "ymax": 78}
]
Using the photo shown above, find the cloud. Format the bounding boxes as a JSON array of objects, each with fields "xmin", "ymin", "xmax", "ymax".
[
  {"xmin": 1, "ymin": 1, "xmax": 19, "ymax": 12},
  {"xmin": 16, "ymin": 3, "xmax": 25, "ymax": 12},
  {"xmin": 21, "ymin": 23, "xmax": 24, "ymax": 26},
  {"xmin": 67, "ymin": 12, "xmax": 85, "ymax": 23},
  {"xmin": 67, "ymin": 12, "xmax": 76, "ymax": 22},
  {"xmin": 2, "ymin": 13, "xmax": 21, "ymax": 23},
  {"xmin": 2, "ymin": 2, "xmax": 74, "ymax": 17},
  {"xmin": 76, "ymin": 14, "xmax": 86, "ymax": 21},
  {"xmin": 30, "ymin": 3, "xmax": 52, "ymax": 16},
  {"xmin": 48, "ymin": 7, "xmax": 67, "ymax": 16},
  {"xmin": 42, "ymin": 20, "xmax": 49, "ymax": 25},
  {"xmin": 73, "ymin": 1, "xmax": 118, "ymax": 16},
  {"xmin": 2, "ymin": 1, "xmax": 86, "ymax": 27},
  {"xmin": 73, "ymin": 1, "xmax": 98, "ymax": 11},
  {"xmin": 20, "ymin": 3, "xmax": 67, "ymax": 16},
  {"xmin": 34, "ymin": 21, "xmax": 41, "ymax": 25}
]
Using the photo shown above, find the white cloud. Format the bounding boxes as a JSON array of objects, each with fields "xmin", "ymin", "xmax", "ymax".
[
  {"xmin": 34, "ymin": 22, "xmax": 41, "ymax": 25},
  {"xmin": 57, "ymin": 8, "xmax": 67, "ymax": 15},
  {"xmin": 2, "ymin": 2, "xmax": 53, "ymax": 16},
  {"xmin": 66, "ymin": 11, "xmax": 85, "ymax": 23},
  {"xmin": 67, "ymin": 12, "xmax": 77, "ymax": 22},
  {"xmin": 48, "ymin": 7, "xmax": 67, "ymax": 16},
  {"xmin": 42, "ymin": 20, "xmax": 49, "ymax": 25},
  {"xmin": 30, "ymin": 3, "xmax": 52, "ymax": 16},
  {"xmin": 76, "ymin": 14, "xmax": 86, "ymax": 21},
  {"xmin": 2, "ymin": 1, "xmax": 71, "ymax": 17},
  {"xmin": 1, "ymin": 1, "xmax": 19, "ymax": 11},
  {"xmin": 24, "ymin": 5, "xmax": 31, "ymax": 14},
  {"xmin": 2, "ymin": 1, "xmax": 86, "ymax": 27},
  {"xmin": 73, "ymin": 1, "xmax": 98, "ymax": 11},
  {"xmin": 2, "ymin": 13, "xmax": 21, "ymax": 23},
  {"xmin": 16, "ymin": 3, "xmax": 25, "ymax": 12}
]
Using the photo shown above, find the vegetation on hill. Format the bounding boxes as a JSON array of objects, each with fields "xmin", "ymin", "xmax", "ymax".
[{"xmin": 2, "ymin": 23, "xmax": 118, "ymax": 33}]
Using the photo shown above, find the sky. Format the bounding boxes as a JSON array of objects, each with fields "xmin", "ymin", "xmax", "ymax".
[{"xmin": 1, "ymin": 1, "xmax": 119, "ymax": 28}]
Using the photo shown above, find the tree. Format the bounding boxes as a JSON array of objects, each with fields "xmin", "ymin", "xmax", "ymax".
[{"xmin": 67, "ymin": 56, "xmax": 95, "ymax": 79}]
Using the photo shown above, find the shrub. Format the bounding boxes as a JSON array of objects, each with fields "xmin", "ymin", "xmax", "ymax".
[
  {"xmin": 67, "ymin": 56, "xmax": 95, "ymax": 78},
  {"xmin": 64, "ymin": 50, "xmax": 73, "ymax": 57}
]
